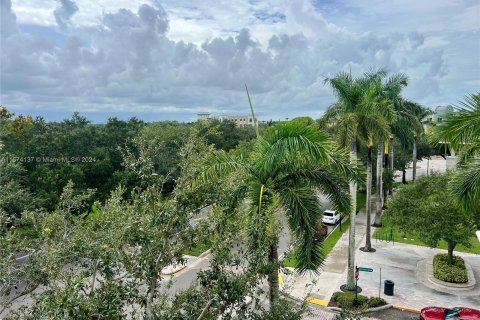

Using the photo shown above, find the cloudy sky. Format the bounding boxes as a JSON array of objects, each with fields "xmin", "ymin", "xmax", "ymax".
[{"xmin": 1, "ymin": 0, "xmax": 479, "ymax": 122}]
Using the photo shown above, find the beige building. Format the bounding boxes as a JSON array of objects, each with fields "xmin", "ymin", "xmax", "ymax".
[{"xmin": 197, "ymin": 112, "xmax": 254, "ymax": 127}]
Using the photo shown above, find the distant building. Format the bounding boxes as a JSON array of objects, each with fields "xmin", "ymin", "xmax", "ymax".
[
  {"xmin": 197, "ymin": 112, "xmax": 212, "ymax": 120},
  {"xmin": 197, "ymin": 112, "xmax": 254, "ymax": 127},
  {"xmin": 421, "ymin": 105, "xmax": 457, "ymax": 169},
  {"xmin": 422, "ymin": 105, "xmax": 454, "ymax": 130}
]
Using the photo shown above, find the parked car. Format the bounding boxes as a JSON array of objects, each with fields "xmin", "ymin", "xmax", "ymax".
[
  {"xmin": 420, "ymin": 306, "xmax": 480, "ymax": 320},
  {"xmin": 322, "ymin": 210, "xmax": 340, "ymax": 224}
]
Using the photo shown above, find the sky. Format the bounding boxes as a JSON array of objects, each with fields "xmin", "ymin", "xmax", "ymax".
[{"xmin": 0, "ymin": 0, "xmax": 479, "ymax": 122}]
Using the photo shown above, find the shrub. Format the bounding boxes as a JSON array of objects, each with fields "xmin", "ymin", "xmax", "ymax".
[
  {"xmin": 332, "ymin": 292, "xmax": 387, "ymax": 310},
  {"xmin": 366, "ymin": 297, "xmax": 387, "ymax": 308},
  {"xmin": 433, "ymin": 254, "xmax": 468, "ymax": 284},
  {"xmin": 332, "ymin": 292, "xmax": 367, "ymax": 309}
]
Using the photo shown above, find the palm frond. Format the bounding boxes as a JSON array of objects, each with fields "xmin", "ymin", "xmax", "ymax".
[
  {"xmin": 259, "ymin": 123, "xmax": 334, "ymax": 176},
  {"xmin": 200, "ymin": 150, "xmax": 246, "ymax": 183},
  {"xmin": 450, "ymin": 159, "xmax": 480, "ymax": 211},
  {"xmin": 279, "ymin": 185, "xmax": 325, "ymax": 273},
  {"xmin": 436, "ymin": 93, "xmax": 480, "ymax": 151},
  {"xmin": 279, "ymin": 167, "xmax": 351, "ymax": 214}
]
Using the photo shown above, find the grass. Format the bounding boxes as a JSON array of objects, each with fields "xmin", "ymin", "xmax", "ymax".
[
  {"xmin": 283, "ymin": 217, "xmax": 351, "ymax": 268},
  {"xmin": 182, "ymin": 241, "xmax": 210, "ymax": 256},
  {"xmin": 373, "ymin": 226, "xmax": 480, "ymax": 254},
  {"xmin": 356, "ymin": 192, "xmax": 366, "ymax": 212}
]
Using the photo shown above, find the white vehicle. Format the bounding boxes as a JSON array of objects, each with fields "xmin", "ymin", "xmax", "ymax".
[{"xmin": 322, "ymin": 210, "xmax": 340, "ymax": 224}]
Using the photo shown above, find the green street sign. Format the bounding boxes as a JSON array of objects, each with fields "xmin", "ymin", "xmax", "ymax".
[{"xmin": 359, "ymin": 267, "xmax": 373, "ymax": 272}]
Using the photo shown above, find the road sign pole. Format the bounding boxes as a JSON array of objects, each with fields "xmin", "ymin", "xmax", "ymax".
[{"xmin": 379, "ymin": 267, "xmax": 382, "ymax": 298}]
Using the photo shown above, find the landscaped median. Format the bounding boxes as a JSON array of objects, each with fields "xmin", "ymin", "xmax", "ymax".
[
  {"xmin": 433, "ymin": 254, "xmax": 468, "ymax": 284},
  {"xmin": 329, "ymin": 291, "xmax": 387, "ymax": 310}
]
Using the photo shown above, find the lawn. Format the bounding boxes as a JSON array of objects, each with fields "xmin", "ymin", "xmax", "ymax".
[
  {"xmin": 283, "ymin": 217, "xmax": 351, "ymax": 268},
  {"xmin": 373, "ymin": 226, "xmax": 480, "ymax": 255},
  {"xmin": 356, "ymin": 192, "xmax": 366, "ymax": 212},
  {"xmin": 182, "ymin": 241, "xmax": 210, "ymax": 256}
]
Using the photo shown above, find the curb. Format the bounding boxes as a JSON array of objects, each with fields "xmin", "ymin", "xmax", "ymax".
[
  {"xmin": 305, "ymin": 296, "xmax": 329, "ymax": 306},
  {"xmin": 161, "ymin": 264, "xmax": 188, "ymax": 276},
  {"xmin": 162, "ymin": 250, "xmax": 211, "ymax": 276},
  {"xmin": 392, "ymin": 305, "xmax": 421, "ymax": 314},
  {"xmin": 327, "ymin": 304, "xmax": 393, "ymax": 314},
  {"xmin": 198, "ymin": 249, "xmax": 212, "ymax": 258}
]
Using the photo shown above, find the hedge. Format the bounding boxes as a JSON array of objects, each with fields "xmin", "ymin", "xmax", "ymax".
[
  {"xmin": 433, "ymin": 254, "xmax": 468, "ymax": 284},
  {"xmin": 331, "ymin": 292, "xmax": 387, "ymax": 310}
]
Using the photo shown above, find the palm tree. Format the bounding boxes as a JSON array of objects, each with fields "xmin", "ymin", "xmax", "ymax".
[
  {"xmin": 436, "ymin": 93, "xmax": 480, "ymax": 212},
  {"xmin": 203, "ymin": 116, "xmax": 360, "ymax": 305},
  {"xmin": 322, "ymin": 69, "xmax": 390, "ymax": 284},
  {"xmin": 372, "ymin": 74, "xmax": 409, "ymax": 226}
]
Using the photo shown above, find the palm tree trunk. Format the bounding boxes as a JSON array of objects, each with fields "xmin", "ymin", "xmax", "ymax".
[
  {"xmin": 447, "ymin": 242, "xmax": 456, "ymax": 265},
  {"xmin": 412, "ymin": 136, "xmax": 417, "ymax": 181},
  {"xmin": 346, "ymin": 138, "xmax": 357, "ymax": 290},
  {"xmin": 364, "ymin": 146, "xmax": 373, "ymax": 251},
  {"xmin": 267, "ymin": 242, "xmax": 279, "ymax": 305},
  {"xmin": 389, "ymin": 139, "xmax": 394, "ymax": 195},
  {"xmin": 374, "ymin": 144, "xmax": 383, "ymax": 226}
]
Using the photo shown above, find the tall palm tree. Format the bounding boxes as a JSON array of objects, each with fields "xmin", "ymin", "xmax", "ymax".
[
  {"xmin": 436, "ymin": 93, "xmax": 480, "ymax": 212},
  {"xmin": 372, "ymin": 74, "xmax": 409, "ymax": 226},
  {"xmin": 322, "ymin": 69, "xmax": 390, "ymax": 285},
  {"xmin": 202, "ymin": 117, "xmax": 360, "ymax": 305}
]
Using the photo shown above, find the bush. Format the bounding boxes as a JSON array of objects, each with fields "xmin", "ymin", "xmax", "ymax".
[
  {"xmin": 366, "ymin": 297, "xmax": 387, "ymax": 308},
  {"xmin": 433, "ymin": 254, "xmax": 468, "ymax": 284},
  {"xmin": 332, "ymin": 292, "xmax": 387, "ymax": 310}
]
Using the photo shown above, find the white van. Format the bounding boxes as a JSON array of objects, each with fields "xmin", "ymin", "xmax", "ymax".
[{"xmin": 322, "ymin": 210, "xmax": 340, "ymax": 224}]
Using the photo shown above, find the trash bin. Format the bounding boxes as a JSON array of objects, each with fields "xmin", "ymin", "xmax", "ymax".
[{"xmin": 384, "ymin": 280, "xmax": 394, "ymax": 296}]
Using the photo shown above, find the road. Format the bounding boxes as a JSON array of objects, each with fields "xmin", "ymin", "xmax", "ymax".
[{"xmin": 164, "ymin": 198, "xmax": 338, "ymax": 294}]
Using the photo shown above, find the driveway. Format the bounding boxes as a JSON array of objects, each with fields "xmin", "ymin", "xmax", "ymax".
[{"xmin": 352, "ymin": 239, "xmax": 480, "ymax": 310}]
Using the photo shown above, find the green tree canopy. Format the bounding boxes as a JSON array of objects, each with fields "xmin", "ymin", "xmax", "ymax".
[{"xmin": 383, "ymin": 173, "xmax": 476, "ymax": 263}]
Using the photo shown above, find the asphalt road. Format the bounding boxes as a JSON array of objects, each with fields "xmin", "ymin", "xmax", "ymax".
[{"xmin": 164, "ymin": 199, "xmax": 338, "ymax": 294}]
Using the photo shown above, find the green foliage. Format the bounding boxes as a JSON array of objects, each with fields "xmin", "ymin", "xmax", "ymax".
[
  {"xmin": 433, "ymin": 254, "xmax": 468, "ymax": 284},
  {"xmin": 0, "ymin": 113, "xmax": 145, "ymax": 211},
  {"xmin": 10, "ymin": 279, "xmax": 135, "ymax": 320},
  {"xmin": 203, "ymin": 118, "xmax": 359, "ymax": 275},
  {"xmin": 331, "ymin": 291, "xmax": 386, "ymax": 310},
  {"xmin": 383, "ymin": 174, "xmax": 476, "ymax": 259},
  {"xmin": 435, "ymin": 93, "xmax": 480, "ymax": 212},
  {"xmin": 366, "ymin": 297, "xmax": 387, "ymax": 308},
  {"xmin": 373, "ymin": 226, "xmax": 480, "ymax": 254}
]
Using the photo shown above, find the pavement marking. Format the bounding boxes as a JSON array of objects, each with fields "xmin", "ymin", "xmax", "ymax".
[
  {"xmin": 392, "ymin": 305, "xmax": 421, "ymax": 314},
  {"xmin": 305, "ymin": 297, "xmax": 329, "ymax": 306}
]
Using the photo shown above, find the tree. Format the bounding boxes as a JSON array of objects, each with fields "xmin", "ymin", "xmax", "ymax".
[
  {"xmin": 435, "ymin": 93, "xmax": 480, "ymax": 215},
  {"xmin": 383, "ymin": 174, "xmax": 476, "ymax": 264},
  {"xmin": 372, "ymin": 74, "xmax": 409, "ymax": 226},
  {"xmin": 1, "ymin": 131, "xmax": 307, "ymax": 319},
  {"xmin": 323, "ymin": 69, "xmax": 391, "ymax": 261},
  {"xmin": 0, "ymin": 155, "xmax": 36, "ymax": 217},
  {"xmin": 202, "ymin": 118, "xmax": 359, "ymax": 304}
]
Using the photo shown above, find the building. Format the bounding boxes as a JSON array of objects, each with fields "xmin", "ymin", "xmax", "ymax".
[
  {"xmin": 197, "ymin": 112, "xmax": 254, "ymax": 128},
  {"xmin": 421, "ymin": 105, "xmax": 457, "ymax": 169},
  {"xmin": 422, "ymin": 105, "xmax": 454, "ymax": 127}
]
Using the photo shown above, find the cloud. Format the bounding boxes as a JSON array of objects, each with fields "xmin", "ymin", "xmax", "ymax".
[
  {"xmin": 1, "ymin": 0, "xmax": 479, "ymax": 121},
  {"xmin": 54, "ymin": 0, "xmax": 78, "ymax": 29}
]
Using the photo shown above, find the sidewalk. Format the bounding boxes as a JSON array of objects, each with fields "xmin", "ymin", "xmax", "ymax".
[{"xmin": 285, "ymin": 210, "xmax": 370, "ymax": 305}]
